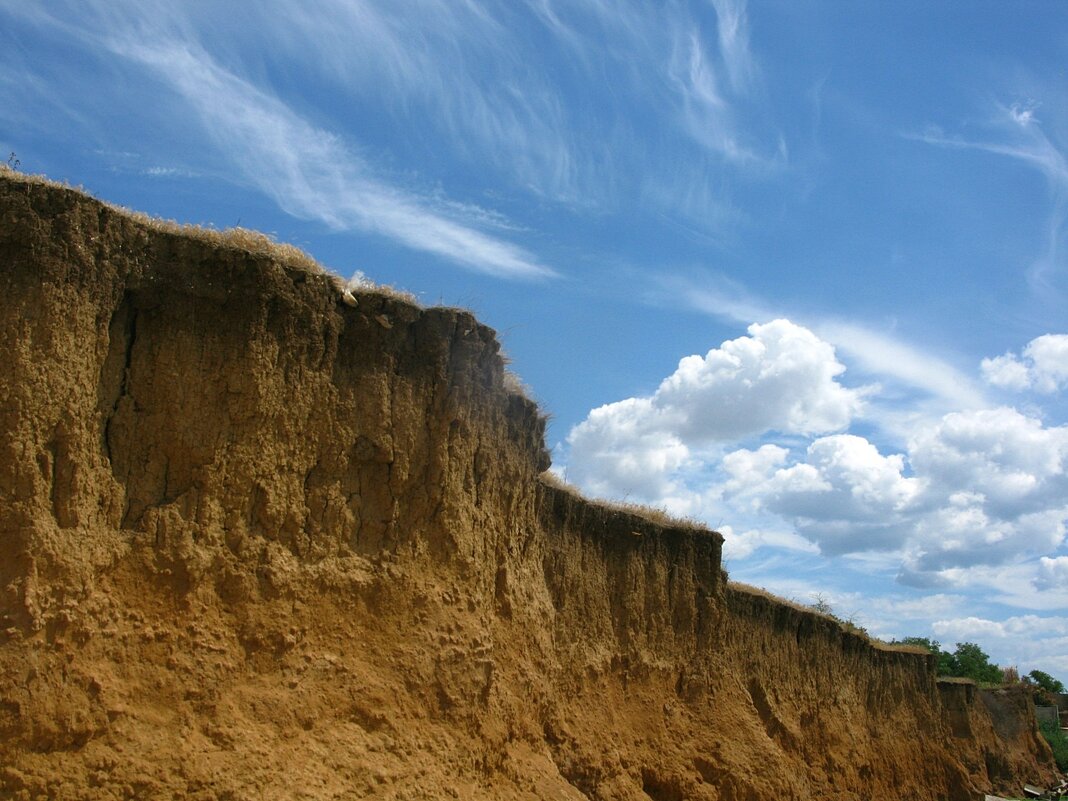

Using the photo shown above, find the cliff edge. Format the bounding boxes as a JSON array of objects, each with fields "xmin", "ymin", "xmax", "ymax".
[{"xmin": 0, "ymin": 171, "xmax": 1060, "ymax": 800}]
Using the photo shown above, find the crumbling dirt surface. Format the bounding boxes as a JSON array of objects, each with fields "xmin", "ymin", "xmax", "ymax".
[{"xmin": 0, "ymin": 170, "xmax": 1062, "ymax": 800}]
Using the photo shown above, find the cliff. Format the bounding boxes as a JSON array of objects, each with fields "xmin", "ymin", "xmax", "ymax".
[{"xmin": 0, "ymin": 170, "xmax": 1060, "ymax": 800}]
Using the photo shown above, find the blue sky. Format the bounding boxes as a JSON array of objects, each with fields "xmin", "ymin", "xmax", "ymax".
[{"xmin": 3, "ymin": 1, "xmax": 1067, "ymax": 677}]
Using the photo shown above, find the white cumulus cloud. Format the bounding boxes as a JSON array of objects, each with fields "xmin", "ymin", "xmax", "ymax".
[
  {"xmin": 565, "ymin": 319, "xmax": 868, "ymax": 499},
  {"xmin": 719, "ymin": 525, "xmax": 819, "ymax": 561},
  {"xmin": 931, "ymin": 614, "xmax": 1068, "ymax": 674},
  {"xmin": 1036, "ymin": 555, "xmax": 1068, "ymax": 591},
  {"xmin": 982, "ymin": 333, "xmax": 1068, "ymax": 394},
  {"xmin": 724, "ymin": 434, "xmax": 919, "ymax": 554},
  {"xmin": 932, "ymin": 616, "xmax": 1012, "ymax": 641},
  {"xmin": 565, "ymin": 318, "xmax": 1068, "ymax": 584},
  {"xmin": 740, "ymin": 407, "xmax": 1068, "ymax": 569},
  {"xmin": 908, "ymin": 407, "xmax": 1068, "ymax": 518}
]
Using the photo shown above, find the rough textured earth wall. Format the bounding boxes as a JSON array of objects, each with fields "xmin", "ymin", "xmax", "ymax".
[
  {"xmin": 0, "ymin": 171, "xmax": 1060, "ymax": 800},
  {"xmin": 938, "ymin": 681, "xmax": 1058, "ymax": 794}
]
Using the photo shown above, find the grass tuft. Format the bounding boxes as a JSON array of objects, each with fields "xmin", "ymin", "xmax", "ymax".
[{"xmin": 538, "ymin": 472, "xmax": 710, "ymax": 532}]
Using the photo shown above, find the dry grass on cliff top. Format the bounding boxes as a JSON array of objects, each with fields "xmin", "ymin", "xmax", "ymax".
[
  {"xmin": 0, "ymin": 166, "xmax": 420, "ymax": 306},
  {"xmin": 539, "ymin": 471, "xmax": 713, "ymax": 533},
  {"xmin": 728, "ymin": 581, "xmax": 932, "ymax": 655}
]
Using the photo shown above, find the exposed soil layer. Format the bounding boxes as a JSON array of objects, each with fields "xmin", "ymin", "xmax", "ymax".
[{"xmin": 0, "ymin": 171, "xmax": 1060, "ymax": 800}]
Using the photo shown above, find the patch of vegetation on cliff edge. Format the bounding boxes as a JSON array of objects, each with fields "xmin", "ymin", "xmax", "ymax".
[
  {"xmin": 893, "ymin": 638, "xmax": 1003, "ymax": 684},
  {"xmin": 1039, "ymin": 718, "xmax": 1068, "ymax": 772},
  {"xmin": 725, "ymin": 583, "xmax": 932, "ymax": 655},
  {"xmin": 539, "ymin": 471, "xmax": 711, "ymax": 533},
  {"xmin": 0, "ymin": 166, "xmax": 423, "ymax": 308}
]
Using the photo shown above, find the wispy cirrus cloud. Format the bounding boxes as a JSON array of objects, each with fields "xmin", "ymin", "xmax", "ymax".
[
  {"xmin": 668, "ymin": 29, "xmax": 756, "ymax": 165},
  {"xmin": 710, "ymin": 0, "xmax": 754, "ymax": 93},
  {"xmin": 813, "ymin": 320, "xmax": 987, "ymax": 413},
  {"xmin": 122, "ymin": 40, "xmax": 555, "ymax": 280},
  {"xmin": 913, "ymin": 101, "xmax": 1068, "ymax": 294},
  {"xmin": 8, "ymin": 0, "xmax": 788, "ymax": 240},
  {"xmin": 914, "ymin": 102, "xmax": 1068, "ymax": 186},
  {"xmin": 1, "ymin": 0, "xmax": 556, "ymax": 280},
  {"xmin": 667, "ymin": 274, "xmax": 988, "ymax": 417},
  {"xmin": 267, "ymin": 0, "xmax": 584, "ymax": 204},
  {"xmin": 333, "ymin": 0, "xmax": 783, "ymax": 208}
]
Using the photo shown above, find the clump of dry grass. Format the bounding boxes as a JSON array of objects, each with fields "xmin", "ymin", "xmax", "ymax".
[
  {"xmin": 0, "ymin": 165, "xmax": 68, "ymax": 188},
  {"xmin": 603, "ymin": 499, "xmax": 708, "ymax": 530},
  {"xmin": 875, "ymin": 641, "xmax": 934, "ymax": 655},
  {"xmin": 730, "ymin": 581, "xmax": 825, "ymax": 616},
  {"xmin": 1, "ymin": 167, "xmax": 324, "ymax": 273},
  {"xmin": 502, "ymin": 369, "xmax": 533, "ymax": 398},
  {"xmin": 146, "ymin": 216, "xmax": 326, "ymax": 274},
  {"xmin": 727, "ymin": 581, "xmax": 929, "ymax": 654},
  {"xmin": 0, "ymin": 167, "xmax": 428, "ymax": 308},
  {"xmin": 538, "ymin": 471, "xmax": 710, "ymax": 532},
  {"xmin": 538, "ymin": 469, "xmax": 584, "ymax": 497}
]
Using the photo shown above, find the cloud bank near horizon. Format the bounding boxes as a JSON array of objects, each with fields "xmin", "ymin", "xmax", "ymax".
[{"xmin": 561, "ymin": 319, "xmax": 1068, "ymax": 609}]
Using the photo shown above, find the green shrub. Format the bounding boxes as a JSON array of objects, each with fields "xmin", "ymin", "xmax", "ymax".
[
  {"xmin": 1039, "ymin": 718, "xmax": 1068, "ymax": 772},
  {"xmin": 1029, "ymin": 669, "xmax": 1066, "ymax": 694}
]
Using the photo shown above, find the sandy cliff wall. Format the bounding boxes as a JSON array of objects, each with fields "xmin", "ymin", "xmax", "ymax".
[
  {"xmin": 0, "ymin": 172, "xmax": 1060, "ymax": 800},
  {"xmin": 937, "ymin": 681, "xmax": 1055, "ymax": 793}
]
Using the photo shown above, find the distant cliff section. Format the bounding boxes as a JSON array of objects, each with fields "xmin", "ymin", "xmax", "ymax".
[{"xmin": 0, "ymin": 170, "xmax": 1060, "ymax": 800}]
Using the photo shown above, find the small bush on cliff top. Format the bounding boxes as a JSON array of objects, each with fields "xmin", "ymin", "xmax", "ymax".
[{"xmin": 804, "ymin": 594, "xmax": 871, "ymax": 639}]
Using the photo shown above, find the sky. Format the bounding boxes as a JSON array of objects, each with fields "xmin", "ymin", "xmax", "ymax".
[{"xmin": 2, "ymin": 0, "xmax": 1067, "ymax": 678}]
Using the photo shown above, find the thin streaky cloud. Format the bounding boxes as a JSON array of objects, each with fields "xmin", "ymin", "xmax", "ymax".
[
  {"xmin": 915, "ymin": 131, "xmax": 1068, "ymax": 188},
  {"xmin": 710, "ymin": 0, "xmax": 754, "ymax": 93},
  {"xmin": 272, "ymin": 1, "xmax": 583, "ymax": 204},
  {"xmin": 814, "ymin": 321, "xmax": 987, "ymax": 411},
  {"xmin": 115, "ymin": 40, "xmax": 555, "ymax": 280},
  {"xmin": 672, "ymin": 279, "xmax": 775, "ymax": 327},
  {"xmin": 524, "ymin": 0, "xmax": 585, "ymax": 54},
  {"xmin": 669, "ymin": 29, "xmax": 758, "ymax": 166},
  {"xmin": 673, "ymin": 278, "xmax": 988, "ymax": 413},
  {"xmin": 1, "ymin": 0, "xmax": 557, "ymax": 279},
  {"xmin": 913, "ymin": 104, "xmax": 1068, "ymax": 295},
  {"xmin": 254, "ymin": 0, "xmax": 780, "ymax": 217},
  {"xmin": 521, "ymin": 0, "xmax": 779, "ymax": 172}
]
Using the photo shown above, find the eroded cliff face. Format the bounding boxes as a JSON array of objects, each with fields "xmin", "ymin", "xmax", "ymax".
[{"xmin": 0, "ymin": 172, "xmax": 1060, "ymax": 800}]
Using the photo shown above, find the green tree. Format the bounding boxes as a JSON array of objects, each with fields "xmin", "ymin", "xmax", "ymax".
[
  {"xmin": 1027, "ymin": 669, "xmax": 1066, "ymax": 694},
  {"xmin": 948, "ymin": 642, "xmax": 1002, "ymax": 684},
  {"xmin": 896, "ymin": 637, "xmax": 956, "ymax": 676}
]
